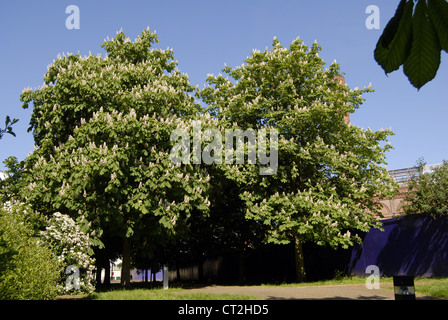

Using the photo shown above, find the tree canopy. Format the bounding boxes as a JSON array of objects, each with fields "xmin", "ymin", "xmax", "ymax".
[
  {"xmin": 19, "ymin": 28, "xmax": 211, "ymax": 286},
  {"xmin": 200, "ymin": 37, "xmax": 398, "ymax": 281}
]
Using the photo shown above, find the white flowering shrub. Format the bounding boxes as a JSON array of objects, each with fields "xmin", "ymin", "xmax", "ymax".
[{"xmin": 41, "ymin": 212, "xmax": 96, "ymax": 295}]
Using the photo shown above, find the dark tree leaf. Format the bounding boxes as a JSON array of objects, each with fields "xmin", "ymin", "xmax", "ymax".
[
  {"xmin": 404, "ymin": 0, "xmax": 442, "ymax": 89},
  {"xmin": 374, "ymin": 0, "xmax": 414, "ymax": 74},
  {"xmin": 428, "ymin": 0, "xmax": 448, "ymax": 52},
  {"xmin": 381, "ymin": 0, "xmax": 409, "ymax": 48}
]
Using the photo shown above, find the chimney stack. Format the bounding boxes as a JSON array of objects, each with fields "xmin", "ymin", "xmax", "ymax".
[{"xmin": 333, "ymin": 76, "xmax": 350, "ymax": 123}]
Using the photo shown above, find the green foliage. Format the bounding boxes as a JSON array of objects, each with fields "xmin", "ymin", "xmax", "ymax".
[
  {"xmin": 404, "ymin": 0, "xmax": 441, "ymax": 89},
  {"xmin": 0, "ymin": 157, "xmax": 26, "ymax": 202},
  {"xmin": 375, "ymin": 0, "xmax": 448, "ymax": 89},
  {"xmin": 403, "ymin": 159, "xmax": 448, "ymax": 216},
  {"xmin": 0, "ymin": 201, "xmax": 62, "ymax": 300},
  {"xmin": 374, "ymin": 0, "xmax": 414, "ymax": 74},
  {"xmin": 428, "ymin": 0, "xmax": 448, "ymax": 52},
  {"xmin": 200, "ymin": 36, "xmax": 397, "ymax": 249},
  {"xmin": 20, "ymin": 27, "xmax": 210, "ymax": 231},
  {"xmin": 0, "ymin": 116, "xmax": 18, "ymax": 140}
]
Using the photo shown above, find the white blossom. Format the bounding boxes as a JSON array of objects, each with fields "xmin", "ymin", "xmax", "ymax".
[{"xmin": 41, "ymin": 212, "xmax": 96, "ymax": 294}]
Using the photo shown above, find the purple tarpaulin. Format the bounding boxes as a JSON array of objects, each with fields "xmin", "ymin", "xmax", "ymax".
[{"xmin": 348, "ymin": 213, "xmax": 448, "ymax": 277}]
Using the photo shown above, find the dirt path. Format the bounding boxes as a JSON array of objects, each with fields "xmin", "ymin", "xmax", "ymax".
[{"xmin": 178, "ymin": 283, "xmax": 441, "ymax": 300}]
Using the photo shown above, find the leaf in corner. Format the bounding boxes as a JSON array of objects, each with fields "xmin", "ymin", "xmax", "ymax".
[
  {"xmin": 374, "ymin": 0, "xmax": 414, "ymax": 74},
  {"xmin": 404, "ymin": 0, "xmax": 442, "ymax": 89},
  {"xmin": 428, "ymin": 0, "xmax": 448, "ymax": 52},
  {"xmin": 381, "ymin": 0, "xmax": 409, "ymax": 48}
]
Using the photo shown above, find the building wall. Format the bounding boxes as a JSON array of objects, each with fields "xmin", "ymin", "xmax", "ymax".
[{"xmin": 376, "ymin": 186, "xmax": 408, "ymax": 219}]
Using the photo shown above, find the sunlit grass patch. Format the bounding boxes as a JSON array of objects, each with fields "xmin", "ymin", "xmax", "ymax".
[{"xmin": 86, "ymin": 287, "xmax": 259, "ymax": 300}]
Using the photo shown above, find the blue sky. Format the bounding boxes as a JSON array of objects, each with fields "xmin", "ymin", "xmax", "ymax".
[{"xmin": 1, "ymin": 1, "xmax": 447, "ymax": 171}]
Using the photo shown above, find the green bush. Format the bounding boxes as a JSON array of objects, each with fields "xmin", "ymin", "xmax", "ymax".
[
  {"xmin": 403, "ymin": 159, "xmax": 448, "ymax": 217},
  {"xmin": 0, "ymin": 202, "xmax": 62, "ymax": 300}
]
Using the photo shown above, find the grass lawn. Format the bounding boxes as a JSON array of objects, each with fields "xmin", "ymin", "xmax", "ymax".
[
  {"xmin": 84, "ymin": 287, "xmax": 259, "ymax": 300},
  {"xmin": 410, "ymin": 278, "xmax": 448, "ymax": 299}
]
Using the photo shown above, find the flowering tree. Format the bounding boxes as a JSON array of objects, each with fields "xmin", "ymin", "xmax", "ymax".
[
  {"xmin": 200, "ymin": 37, "xmax": 398, "ymax": 281},
  {"xmin": 19, "ymin": 28, "xmax": 211, "ymax": 287},
  {"xmin": 41, "ymin": 212, "xmax": 96, "ymax": 294}
]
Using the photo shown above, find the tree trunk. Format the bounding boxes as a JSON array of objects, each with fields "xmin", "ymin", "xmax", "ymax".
[
  {"xmin": 95, "ymin": 263, "xmax": 102, "ymax": 285},
  {"xmin": 198, "ymin": 259, "xmax": 204, "ymax": 283},
  {"xmin": 176, "ymin": 264, "xmax": 181, "ymax": 282},
  {"xmin": 237, "ymin": 252, "xmax": 246, "ymax": 284},
  {"xmin": 294, "ymin": 234, "xmax": 306, "ymax": 283},
  {"xmin": 104, "ymin": 261, "xmax": 111, "ymax": 285},
  {"xmin": 121, "ymin": 236, "xmax": 131, "ymax": 288}
]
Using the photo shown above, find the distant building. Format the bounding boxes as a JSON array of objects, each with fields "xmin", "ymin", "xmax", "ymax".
[
  {"xmin": 99, "ymin": 258, "xmax": 162, "ymax": 283},
  {"xmin": 375, "ymin": 164, "xmax": 441, "ymax": 219}
]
